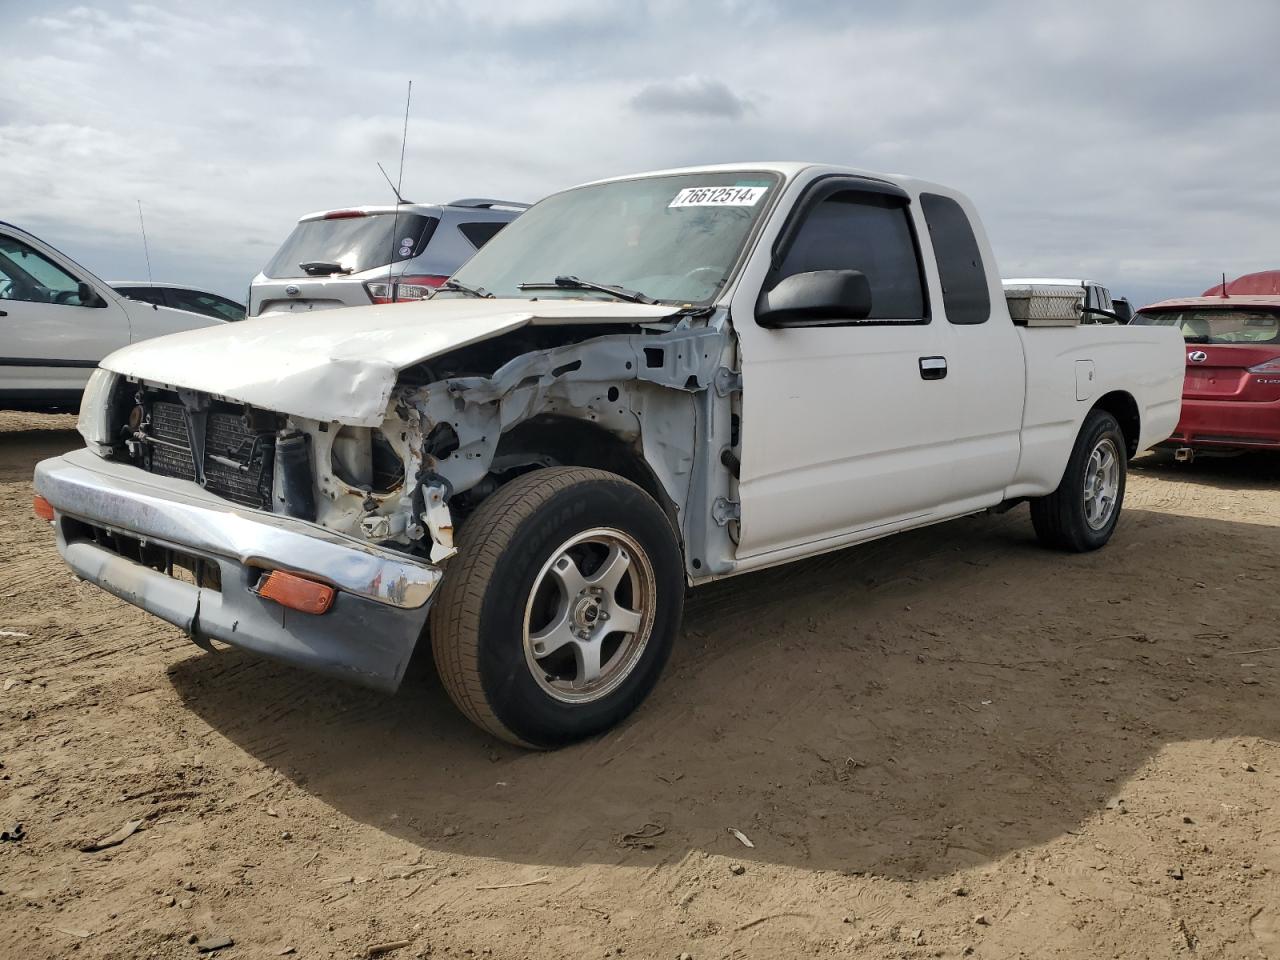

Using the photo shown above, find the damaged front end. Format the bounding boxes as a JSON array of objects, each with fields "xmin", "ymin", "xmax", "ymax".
[
  {"xmin": 289, "ymin": 308, "xmax": 742, "ymax": 579},
  {"xmin": 40, "ymin": 301, "xmax": 743, "ymax": 692}
]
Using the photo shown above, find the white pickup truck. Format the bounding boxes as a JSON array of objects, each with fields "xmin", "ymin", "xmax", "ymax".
[{"xmin": 34, "ymin": 163, "xmax": 1185, "ymax": 748}]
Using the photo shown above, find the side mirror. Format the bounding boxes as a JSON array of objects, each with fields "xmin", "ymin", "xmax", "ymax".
[
  {"xmin": 77, "ymin": 281, "xmax": 105, "ymax": 307},
  {"xmin": 757, "ymin": 269, "xmax": 872, "ymax": 327}
]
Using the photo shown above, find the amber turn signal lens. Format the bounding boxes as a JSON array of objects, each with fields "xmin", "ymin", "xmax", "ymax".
[
  {"xmin": 256, "ymin": 570, "xmax": 335, "ymax": 615},
  {"xmin": 33, "ymin": 495, "xmax": 55, "ymax": 521}
]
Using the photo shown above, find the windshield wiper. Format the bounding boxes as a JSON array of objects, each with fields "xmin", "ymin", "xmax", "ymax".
[
  {"xmin": 517, "ymin": 275, "xmax": 655, "ymax": 305},
  {"xmin": 299, "ymin": 261, "xmax": 351, "ymax": 276},
  {"xmin": 439, "ymin": 278, "xmax": 494, "ymax": 299}
]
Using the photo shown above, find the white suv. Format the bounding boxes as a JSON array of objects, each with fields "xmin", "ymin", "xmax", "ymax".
[
  {"xmin": 0, "ymin": 222, "xmax": 220, "ymax": 412},
  {"xmin": 248, "ymin": 198, "xmax": 526, "ymax": 318}
]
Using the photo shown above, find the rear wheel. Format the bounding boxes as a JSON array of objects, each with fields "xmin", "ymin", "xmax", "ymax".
[
  {"xmin": 1030, "ymin": 409, "xmax": 1127, "ymax": 552},
  {"xmin": 429, "ymin": 467, "xmax": 684, "ymax": 748}
]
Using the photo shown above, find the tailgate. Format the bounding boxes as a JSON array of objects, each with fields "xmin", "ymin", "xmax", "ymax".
[
  {"xmin": 251, "ymin": 277, "xmax": 372, "ymax": 317},
  {"xmin": 1184, "ymin": 344, "xmax": 1280, "ymax": 402}
]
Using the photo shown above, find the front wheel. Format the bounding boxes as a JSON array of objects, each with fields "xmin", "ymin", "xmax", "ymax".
[
  {"xmin": 1030, "ymin": 409, "xmax": 1127, "ymax": 552},
  {"xmin": 429, "ymin": 467, "xmax": 684, "ymax": 748}
]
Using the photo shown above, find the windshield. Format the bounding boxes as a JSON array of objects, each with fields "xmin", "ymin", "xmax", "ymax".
[
  {"xmin": 1132, "ymin": 308, "xmax": 1280, "ymax": 344},
  {"xmin": 263, "ymin": 213, "xmax": 435, "ymax": 279},
  {"xmin": 444, "ymin": 171, "xmax": 781, "ymax": 304}
]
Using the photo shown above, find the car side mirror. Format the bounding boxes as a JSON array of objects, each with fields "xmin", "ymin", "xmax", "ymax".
[
  {"xmin": 77, "ymin": 281, "xmax": 105, "ymax": 307},
  {"xmin": 757, "ymin": 269, "xmax": 872, "ymax": 327}
]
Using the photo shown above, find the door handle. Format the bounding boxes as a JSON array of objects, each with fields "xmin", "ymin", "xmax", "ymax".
[
  {"xmin": 0, "ymin": 309, "xmax": 7, "ymax": 316},
  {"xmin": 919, "ymin": 356, "xmax": 947, "ymax": 380}
]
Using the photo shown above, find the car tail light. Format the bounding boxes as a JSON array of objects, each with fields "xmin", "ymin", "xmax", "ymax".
[
  {"xmin": 365, "ymin": 275, "xmax": 447, "ymax": 304},
  {"xmin": 1248, "ymin": 357, "xmax": 1280, "ymax": 373},
  {"xmin": 364, "ymin": 280, "xmax": 394, "ymax": 304},
  {"xmin": 323, "ymin": 210, "xmax": 367, "ymax": 220},
  {"xmin": 256, "ymin": 570, "xmax": 335, "ymax": 615},
  {"xmin": 391, "ymin": 275, "xmax": 447, "ymax": 301},
  {"xmin": 33, "ymin": 495, "xmax": 54, "ymax": 521}
]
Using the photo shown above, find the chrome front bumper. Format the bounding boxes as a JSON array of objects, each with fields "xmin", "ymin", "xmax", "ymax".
[{"xmin": 34, "ymin": 448, "xmax": 443, "ymax": 691}]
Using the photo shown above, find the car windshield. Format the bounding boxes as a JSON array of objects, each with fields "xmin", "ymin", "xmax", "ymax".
[
  {"xmin": 262, "ymin": 213, "xmax": 435, "ymax": 279},
  {"xmin": 443, "ymin": 171, "xmax": 781, "ymax": 304},
  {"xmin": 1132, "ymin": 308, "xmax": 1280, "ymax": 344}
]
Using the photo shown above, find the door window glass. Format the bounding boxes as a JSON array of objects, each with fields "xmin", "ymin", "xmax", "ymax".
[
  {"xmin": 0, "ymin": 236, "xmax": 88, "ymax": 305},
  {"xmin": 166, "ymin": 288, "xmax": 246, "ymax": 320},
  {"xmin": 774, "ymin": 191, "xmax": 926, "ymax": 320},
  {"xmin": 117, "ymin": 286, "xmax": 166, "ymax": 305}
]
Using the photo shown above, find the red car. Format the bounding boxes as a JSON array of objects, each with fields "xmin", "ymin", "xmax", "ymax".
[{"xmin": 1132, "ymin": 294, "xmax": 1280, "ymax": 454}]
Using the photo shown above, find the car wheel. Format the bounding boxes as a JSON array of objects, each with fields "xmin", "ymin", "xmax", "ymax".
[
  {"xmin": 429, "ymin": 467, "xmax": 684, "ymax": 748},
  {"xmin": 1030, "ymin": 409, "xmax": 1127, "ymax": 552}
]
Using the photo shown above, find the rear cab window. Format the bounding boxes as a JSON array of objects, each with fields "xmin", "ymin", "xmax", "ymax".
[
  {"xmin": 919, "ymin": 193, "xmax": 990, "ymax": 325},
  {"xmin": 263, "ymin": 213, "xmax": 438, "ymax": 279}
]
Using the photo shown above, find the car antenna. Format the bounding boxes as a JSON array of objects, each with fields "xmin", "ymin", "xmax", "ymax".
[
  {"xmin": 137, "ymin": 200, "xmax": 155, "ymax": 288},
  {"xmin": 1220, "ymin": 271, "xmax": 1229, "ymax": 299},
  {"xmin": 376, "ymin": 162, "xmax": 409, "ymax": 205},
  {"xmin": 378, "ymin": 80, "xmax": 414, "ymax": 301}
]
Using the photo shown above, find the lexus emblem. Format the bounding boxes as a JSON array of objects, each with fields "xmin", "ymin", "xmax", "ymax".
[
  {"xmin": 284, "ymin": 284, "xmax": 300, "ymax": 297},
  {"xmin": 1188, "ymin": 350, "xmax": 1208, "ymax": 363}
]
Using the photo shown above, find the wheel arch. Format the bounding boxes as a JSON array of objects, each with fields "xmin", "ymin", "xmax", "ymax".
[
  {"xmin": 1091, "ymin": 390, "xmax": 1141, "ymax": 458},
  {"xmin": 493, "ymin": 414, "xmax": 683, "ymax": 534}
]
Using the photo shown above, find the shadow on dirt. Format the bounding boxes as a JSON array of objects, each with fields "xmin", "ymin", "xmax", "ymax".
[
  {"xmin": 168, "ymin": 503, "xmax": 1280, "ymax": 881},
  {"xmin": 0, "ymin": 426, "xmax": 80, "ymax": 482},
  {"xmin": 1133, "ymin": 447, "xmax": 1280, "ymax": 488}
]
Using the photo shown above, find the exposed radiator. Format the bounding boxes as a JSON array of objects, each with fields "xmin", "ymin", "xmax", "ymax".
[
  {"xmin": 143, "ymin": 397, "xmax": 274, "ymax": 510},
  {"xmin": 149, "ymin": 401, "xmax": 197, "ymax": 480}
]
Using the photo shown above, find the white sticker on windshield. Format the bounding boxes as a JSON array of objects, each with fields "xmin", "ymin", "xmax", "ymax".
[{"xmin": 669, "ymin": 186, "xmax": 767, "ymax": 208}]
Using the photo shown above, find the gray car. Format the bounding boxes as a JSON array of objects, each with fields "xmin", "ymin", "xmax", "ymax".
[{"xmin": 248, "ymin": 198, "xmax": 527, "ymax": 317}]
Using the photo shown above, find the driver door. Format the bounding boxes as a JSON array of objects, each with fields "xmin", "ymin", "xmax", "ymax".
[
  {"xmin": 0, "ymin": 232, "xmax": 129, "ymax": 403},
  {"xmin": 732, "ymin": 179, "xmax": 958, "ymax": 559}
]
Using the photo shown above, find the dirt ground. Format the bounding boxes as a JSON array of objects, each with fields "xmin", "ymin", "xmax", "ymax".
[{"xmin": 2, "ymin": 410, "xmax": 1279, "ymax": 960}]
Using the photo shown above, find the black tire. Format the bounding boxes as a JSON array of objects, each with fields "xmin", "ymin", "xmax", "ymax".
[
  {"xmin": 429, "ymin": 467, "xmax": 684, "ymax": 748},
  {"xmin": 1030, "ymin": 409, "xmax": 1127, "ymax": 552}
]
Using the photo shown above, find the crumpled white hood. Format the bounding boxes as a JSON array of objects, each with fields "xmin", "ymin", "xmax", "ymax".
[{"xmin": 101, "ymin": 298, "xmax": 677, "ymax": 426}]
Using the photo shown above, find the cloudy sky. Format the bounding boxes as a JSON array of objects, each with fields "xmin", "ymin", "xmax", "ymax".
[{"xmin": 2, "ymin": 0, "xmax": 1276, "ymax": 306}]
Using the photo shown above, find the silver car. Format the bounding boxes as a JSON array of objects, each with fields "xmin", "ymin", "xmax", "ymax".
[{"xmin": 248, "ymin": 198, "xmax": 527, "ymax": 317}]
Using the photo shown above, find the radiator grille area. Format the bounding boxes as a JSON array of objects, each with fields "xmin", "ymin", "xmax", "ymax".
[
  {"xmin": 204, "ymin": 411, "xmax": 273, "ymax": 508},
  {"xmin": 142, "ymin": 396, "xmax": 275, "ymax": 510},
  {"xmin": 149, "ymin": 401, "xmax": 197, "ymax": 480}
]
